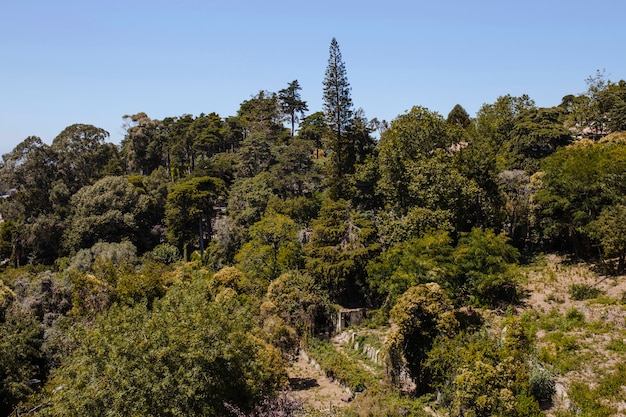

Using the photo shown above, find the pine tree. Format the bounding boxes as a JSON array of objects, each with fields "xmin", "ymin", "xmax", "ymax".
[
  {"xmin": 322, "ymin": 37, "xmax": 354, "ymax": 198},
  {"xmin": 278, "ymin": 80, "xmax": 308, "ymax": 138}
]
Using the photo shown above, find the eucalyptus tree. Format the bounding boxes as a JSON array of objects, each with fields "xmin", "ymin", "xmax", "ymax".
[
  {"xmin": 51, "ymin": 124, "xmax": 120, "ymax": 194},
  {"xmin": 121, "ymin": 112, "xmax": 164, "ymax": 175}
]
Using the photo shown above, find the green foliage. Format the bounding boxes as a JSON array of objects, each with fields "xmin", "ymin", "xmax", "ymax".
[
  {"xmin": 568, "ymin": 283, "xmax": 603, "ymax": 300},
  {"xmin": 567, "ymin": 364, "xmax": 626, "ymax": 417},
  {"xmin": 377, "ymin": 106, "xmax": 455, "ymax": 210},
  {"xmin": 367, "ymin": 230, "xmax": 454, "ymax": 310},
  {"xmin": 278, "ymin": 79, "xmax": 308, "ymax": 138},
  {"xmin": 0, "ymin": 279, "xmax": 16, "ymax": 319},
  {"xmin": 146, "ymin": 242, "xmax": 181, "ymax": 265},
  {"xmin": 375, "ymin": 207, "xmax": 454, "ymax": 249},
  {"xmin": 304, "ymin": 198, "xmax": 380, "ymax": 303},
  {"xmin": 452, "ymin": 228, "xmax": 522, "ymax": 307},
  {"xmin": 537, "ymin": 139, "xmax": 626, "ymax": 257},
  {"xmin": 236, "ymin": 132, "xmax": 278, "ymax": 178},
  {"xmin": 0, "ymin": 308, "xmax": 44, "ymax": 416},
  {"xmin": 509, "ymin": 106, "xmax": 571, "ymax": 172},
  {"xmin": 165, "ymin": 175, "xmax": 225, "ymax": 255},
  {"xmin": 51, "ymin": 124, "xmax": 121, "ymax": 194},
  {"xmin": 426, "ymin": 329, "xmax": 541, "ymax": 417},
  {"xmin": 63, "ymin": 176, "xmax": 158, "ymax": 254},
  {"xmin": 587, "ymin": 203, "xmax": 626, "ymax": 272},
  {"xmin": 39, "ymin": 279, "xmax": 285, "ymax": 416},
  {"xmin": 528, "ymin": 365, "xmax": 556, "ymax": 404},
  {"xmin": 387, "ymin": 283, "xmax": 458, "ymax": 390},
  {"xmin": 322, "ymin": 38, "xmax": 355, "ymax": 199},
  {"xmin": 262, "ymin": 270, "xmax": 334, "ymax": 338},
  {"xmin": 307, "ymin": 339, "xmax": 376, "ymax": 393},
  {"xmin": 67, "ymin": 240, "xmax": 139, "ymax": 273},
  {"xmin": 211, "ymin": 266, "xmax": 253, "ymax": 295},
  {"xmin": 227, "ymin": 172, "xmax": 277, "ymax": 229},
  {"xmin": 235, "ymin": 211, "xmax": 300, "ymax": 283},
  {"xmin": 0, "ymin": 221, "xmax": 17, "ymax": 264},
  {"xmin": 367, "ymin": 227, "xmax": 523, "ymax": 311},
  {"xmin": 447, "ymin": 104, "xmax": 471, "ymax": 128}
]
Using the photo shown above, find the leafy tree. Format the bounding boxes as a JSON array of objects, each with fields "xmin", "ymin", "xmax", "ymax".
[
  {"xmin": 262, "ymin": 270, "xmax": 334, "ymax": 338},
  {"xmin": 165, "ymin": 176, "xmax": 226, "ymax": 257},
  {"xmin": 278, "ymin": 80, "xmax": 308, "ymax": 138},
  {"xmin": 235, "ymin": 211, "xmax": 300, "ymax": 283},
  {"xmin": 367, "ymin": 231, "xmax": 455, "ymax": 310},
  {"xmin": 227, "ymin": 172, "xmax": 277, "ymax": 230},
  {"xmin": 37, "ymin": 279, "xmax": 285, "ymax": 416},
  {"xmin": 238, "ymin": 90, "xmax": 288, "ymax": 142},
  {"xmin": 375, "ymin": 207, "xmax": 454, "ymax": 251},
  {"xmin": 323, "ymin": 37, "xmax": 355, "ymax": 198},
  {"xmin": 66, "ymin": 240, "xmax": 139, "ymax": 273},
  {"xmin": 146, "ymin": 243, "xmax": 181, "ymax": 265},
  {"xmin": 19, "ymin": 214, "xmax": 64, "ymax": 265},
  {"xmin": 236, "ymin": 132, "xmax": 277, "ymax": 179},
  {"xmin": 378, "ymin": 113, "xmax": 483, "ymax": 233},
  {"xmin": 387, "ymin": 283, "xmax": 458, "ymax": 391},
  {"xmin": 303, "ymin": 198, "xmax": 379, "ymax": 304},
  {"xmin": 0, "ymin": 136, "xmax": 56, "ymax": 219},
  {"xmin": 587, "ymin": 203, "xmax": 626, "ymax": 273},
  {"xmin": 498, "ymin": 170, "xmax": 534, "ymax": 248},
  {"xmin": 297, "ymin": 111, "xmax": 328, "ymax": 157},
  {"xmin": 121, "ymin": 112, "xmax": 165, "ymax": 175},
  {"xmin": 0, "ymin": 221, "xmax": 16, "ymax": 265},
  {"xmin": 270, "ymin": 138, "xmax": 319, "ymax": 198},
  {"xmin": 475, "ymin": 94, "xmax": 536, "ymax": 172},
  {"xmin": 376, "ymin": 106, "xmax": 456, "ymax": 210},
  {"xmin": 210, "ymin": 266, "xmax": 252, "ymax": 295},
  {"xmin": 509, "ymin": 106, "xmax": 571, "ymax": 172},
  {"xmin": 562, "ymin": 73, "xmax": 626, "ymax": 138},
  {"xmin": 604, "ymin": 79, "xmax": 626, "ymax": 132},
  {"xmin": 164, "ymin": 114, "xmax": 196, "ymax": 177},
  {"xmin": 476, "ymin": 94, "xmax": 536, "ymax": 149},
  {"xmin": 453, "ymin": 129, "xmax": 502, "ymax": 230},
  {"xmin": 51, "ymin": 124, "xmax": 120, "ymax": 194},
  {"xmin": 452, "ymin": 228, "xmax": 521, "ymax": 307},
  {"xmin": 63, "ymin": 176, "xmax": 158, "ymax": 254},
  {"xmin": 536, "ymin": 138, "xmax": 626, "ymax": 256},
  {"xmin": 189, "ymin": 112, "xmax": 226, "ymax": 162}
]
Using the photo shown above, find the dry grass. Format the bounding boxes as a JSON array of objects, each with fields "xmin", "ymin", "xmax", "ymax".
[{"xmin": 520, "ymin": 254, "xmax": 626, "ymax": 416}]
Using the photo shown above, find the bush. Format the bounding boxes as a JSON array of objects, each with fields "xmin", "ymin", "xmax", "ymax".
[
  {"xmin": 529, "ymin": 365, "xmax": 556, "ymax": 404},
  {"xmin": 37, "ymin": 279, "xmax": 286, "ymax": 416},
  {"xmin": 307, "ymin": 339, "xmax": 375, "ymax": 393},
  {"xmin": 148, "ymin": 243, "xmax": 181, "ymax": 265},
  {"xmin": 569, "ymin": 283, "xmax": 602, "ymax": 300}
]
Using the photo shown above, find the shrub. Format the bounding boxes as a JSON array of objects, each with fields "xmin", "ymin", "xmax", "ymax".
[
  {"xmin": 307, "ymin": 339, "xmax": 375, "ymax": 393},
  {"xmin": 569, "ymin": 283, "xmax": 602, "ymax": 300},
  {"xmin": 148, "ymin": 243, "xmax": 181, "ymax": 265},
  {"xmin": 529, "ymin": 365, "xmax": 556, "ymax": 404}
]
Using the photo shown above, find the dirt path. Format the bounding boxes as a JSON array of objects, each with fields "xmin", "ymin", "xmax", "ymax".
[{"xmin": 287, "ymin": 350, "xmax": 349, "ymax": 411}]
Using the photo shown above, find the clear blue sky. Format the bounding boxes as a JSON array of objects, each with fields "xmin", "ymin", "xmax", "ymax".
[{"xmin": 1, "ymin": 0, "xmax": 625, "ymax": 156}]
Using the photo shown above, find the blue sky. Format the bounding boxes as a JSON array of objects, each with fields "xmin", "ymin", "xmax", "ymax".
[{"xmin": 1, "ymin": 0, "xmax": 625, "ymax": 156}]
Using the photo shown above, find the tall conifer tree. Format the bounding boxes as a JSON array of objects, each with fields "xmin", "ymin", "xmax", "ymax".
[{"xmin": 323, "ymin": 37, "xmax": 354, "ymax": 198}]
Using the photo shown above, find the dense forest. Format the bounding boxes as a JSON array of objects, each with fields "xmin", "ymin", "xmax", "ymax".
[{"xmin": 2, "ymin": 38, "xmax": 626, "ymax": 416}]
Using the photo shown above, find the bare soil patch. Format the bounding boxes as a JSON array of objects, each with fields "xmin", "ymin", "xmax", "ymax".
[{"xmin": 287, "ymin": 350, "xmax": 349, "ymax": 412}]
